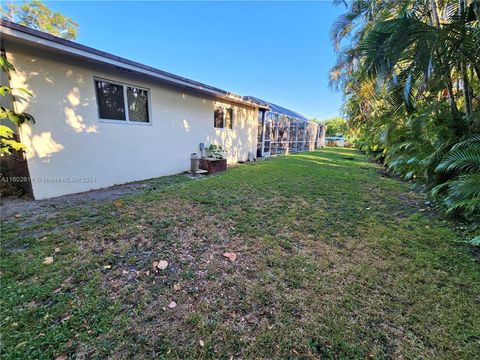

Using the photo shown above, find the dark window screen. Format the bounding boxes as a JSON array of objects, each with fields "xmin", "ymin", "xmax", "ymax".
[
  {"xmin": 127, "ymin": 86, "xmax": 149, "ymax": 122},
  {"xmin": 214, "ymin": 107, "xmax": 224, "ymax": 128},
  {"xmin": 95, "ymin": 80, "xmax": 126, "ymax": 120}
]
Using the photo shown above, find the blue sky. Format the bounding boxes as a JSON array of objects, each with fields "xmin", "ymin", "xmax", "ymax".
[{"xmin": 48, "ymin": 1, "xmax": 345, "ymax": 120}]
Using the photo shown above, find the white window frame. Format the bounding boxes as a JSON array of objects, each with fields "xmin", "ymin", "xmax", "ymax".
[
  {"xmin": 94, "ymin": 77, "xmax": 152, "ymax": 125},
  {"xmin": 214, "ymin": 104, "xmax": 234, "ymax": 130}
]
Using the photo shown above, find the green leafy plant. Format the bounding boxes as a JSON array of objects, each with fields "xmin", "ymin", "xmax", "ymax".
[
  {"xmin": 322, "ymin": 117, "xmax": 348, "ymax": 137},
  {"xmin": 432, "ymin": 134, "xmax": 480, "ymax": 219},
  {"xmin": 469, "ymin": 235, "xmax": 480, "ymax": 247},
  {"xmin": 205, "ymin": 144, "xmax": 226, "ymax": 160},
  {"xmin": 0, "ymin": 55, "xmax": 35, "ymax": 155}
]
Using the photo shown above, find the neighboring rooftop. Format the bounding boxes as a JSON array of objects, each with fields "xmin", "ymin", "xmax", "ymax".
[
  {"xmin": 244, "ymin": 96, "xmax": 310, "ymax": 122},
  {"xmin": 0, "ymin": 20, "xmax": 266, "ymax": 109}
]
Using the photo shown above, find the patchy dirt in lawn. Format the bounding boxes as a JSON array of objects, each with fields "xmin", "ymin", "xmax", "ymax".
[{"xmin": 0, "ymin": 174, "xmax": 191, "ymax": 224}]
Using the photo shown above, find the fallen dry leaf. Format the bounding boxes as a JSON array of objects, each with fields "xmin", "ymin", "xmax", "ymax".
[
  {"xmin": 157, "ymin": 260, "xmax": 168, "ymax": 270},
  {"xmin": 54, "ymin": 247, "xmax": 61, "ymax": 253},
  {"xmin": 113, "ymin": 200, "xmax": 123, "ymax": 208},
  {"xmin": 103, "ymin": 265, "xmax": 111, "ymax": 269},
  {"xmin": 223, "ymin": 252, "xmax": 237, "ymax": 261},
  {"xmin": 168, "ymin": 301, "xmax": 177, "ymax": 308},
  {"xmin": 43, "ymin": 257, "xmax": 54, "ymax": 265},
  {"xmin": 173, "ymin": 284, "xmax": 181, "ymax": 291},
  {"xmin": 199, "ymin": 340, "xmax": 205, "ymax": 347}
]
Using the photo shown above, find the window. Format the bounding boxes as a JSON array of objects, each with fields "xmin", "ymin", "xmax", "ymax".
[
  {"xmin": 95, "ymin": 81, "xmax": 126, "ymax": 120},
  {"xmin": 214, "ymin": 107, "xmax": 224, "ymax": 128},
  {"xmin": 95, "ymin": 79, "xmax": 150, "ymax": 123},
  {"xmin": 225, "ymin": 108, "xmax": 233, "ymax": 129},
  {"xmin": 214, "ymin": 105, "xmax": 233, "ymax": 129},
  {"xmin": 127, "ymin": 86, "xmax": 149, "ymax": 122}
]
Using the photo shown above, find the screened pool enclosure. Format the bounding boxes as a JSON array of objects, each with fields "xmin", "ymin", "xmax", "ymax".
[{"xmin": 245, "ymin": 97, "xmax": 325, "ymax": 158}]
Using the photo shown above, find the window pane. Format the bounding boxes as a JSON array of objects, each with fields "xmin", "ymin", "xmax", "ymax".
[
  {"xmin": 95, "ymin": 80, "xmax": 126, "ymax": 120},
  {"xmin": 214, "ymin": 107, "xmax": 224, "ymax": 128},
  {"xmin": 127, "ymin": 86, "xmax": 149, "ymax": 122},
  {"xmin": 225, "ymin": 108, "xmax": 233, "ymax": 129}
]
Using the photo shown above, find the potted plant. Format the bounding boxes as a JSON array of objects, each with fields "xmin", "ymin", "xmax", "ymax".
[{"xmin": 200, "ymin": 144, "xmax": 227, "ymax": 174}]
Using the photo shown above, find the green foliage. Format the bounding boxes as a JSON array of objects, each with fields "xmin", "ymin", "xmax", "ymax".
[
  {"xmin": 321, "ymin": 117, "xmax": 348, "ymax": 137},
  {"xmin": 1, "ymin": 0, "xmax": 78, "ymax": 40},
  {"xmin": 205, "ymin": 144, "xmax": 226, "ymax": 160},
  {"xmin": 331, "ymin": 0, "xmax": 480, "ymax": 220},
  {"xmin": 0, "ymin": 55, "xmax": 34, "ymax": 155},
  {"xmin": 432, "ymin": 135, "xmax": 480, "ymax": 219},
  {"xmin": 470, "ymin": 235, "xmax": 480, "ymax": 246}
]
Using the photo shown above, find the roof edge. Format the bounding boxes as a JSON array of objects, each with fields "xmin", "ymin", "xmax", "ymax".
[{"xmin": 1, "ymin": 20, "xmax": 266, "ymax": 109}]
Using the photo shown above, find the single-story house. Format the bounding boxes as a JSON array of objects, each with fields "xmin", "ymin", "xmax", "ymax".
[{"xmin": 1, "ymin": 20, "xmax": 324, "ymax": 200}]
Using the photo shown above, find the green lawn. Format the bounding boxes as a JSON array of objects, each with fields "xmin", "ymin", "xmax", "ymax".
[{"xmin": 1, "ymin": 148, "xmax": 479, "ymax": 359}]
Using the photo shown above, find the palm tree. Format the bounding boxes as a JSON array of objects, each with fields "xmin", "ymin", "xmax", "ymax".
[{"xmin": 330, "ymin": 0, "xmax": 480, "ymax": 219}]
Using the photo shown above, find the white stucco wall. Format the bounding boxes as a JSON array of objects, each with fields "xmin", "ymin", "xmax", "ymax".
[{"xmin": 6, "ymin": 42, "xmax": 258, "ymax": 199}]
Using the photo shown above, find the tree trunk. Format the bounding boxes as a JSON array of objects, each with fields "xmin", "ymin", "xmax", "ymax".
[
  {"xmin": 430, "ymin": 0, "xmax": 441, "ymax": 26},
  {"xmin": 431, "ymin": 0, "xmax": 460, "ymax": 116},
  {"xmin": 462, "ymin": 63, "xmax": 472, "ymax": 116},
  {"xmin": 458, "ymin": 0, "xmax": 472, "ymax": 116},
  {"xmin": 446, "ymin": 81, "xmax": 459, "ymax": 115}
]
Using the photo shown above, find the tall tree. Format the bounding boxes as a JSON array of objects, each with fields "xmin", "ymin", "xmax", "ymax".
[
  {"xmin": 1, "ymin": 0, "xmax": 78, "ymax": 40},
  {"xmin": 320, "ymin": 117, "xmax": 348, "ymax": 137}
]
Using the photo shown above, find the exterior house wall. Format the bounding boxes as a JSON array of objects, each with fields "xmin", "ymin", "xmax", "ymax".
[{"xmin": 6, "ymin": 42, "xmax": 258, "ymax": 199}]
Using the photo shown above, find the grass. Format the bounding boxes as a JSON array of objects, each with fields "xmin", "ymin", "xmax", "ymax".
[{"xmin": 1, "ymin": 148, "xmax": 479, "ymax": 359}]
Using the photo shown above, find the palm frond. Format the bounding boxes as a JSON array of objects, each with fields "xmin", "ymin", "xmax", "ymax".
[{"xmin": 435, "ymin": 148, "xmax": 480, "ymax": 173}]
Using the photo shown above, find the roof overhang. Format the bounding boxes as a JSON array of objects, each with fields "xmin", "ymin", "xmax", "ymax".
[{"xmin": 0, "ymin": 20, "xmax": 268, "ymax": 110}]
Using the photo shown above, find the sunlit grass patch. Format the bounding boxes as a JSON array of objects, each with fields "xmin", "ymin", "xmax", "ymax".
[{"xmin": 1, "ymin": 148, "xmax": 479, "ymax": 359}]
